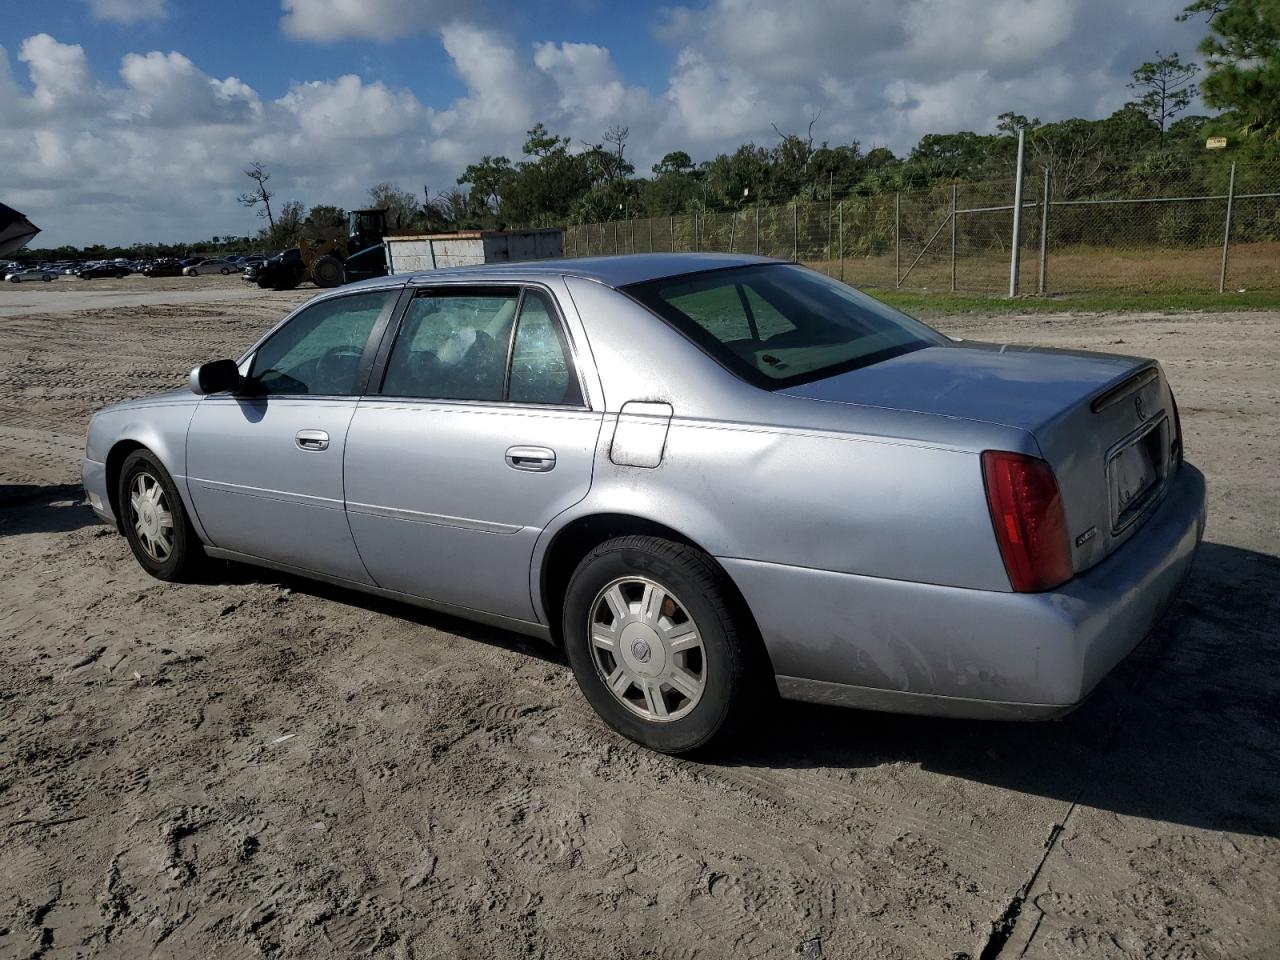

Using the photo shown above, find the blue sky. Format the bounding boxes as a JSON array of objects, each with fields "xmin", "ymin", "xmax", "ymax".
[{"xmin": 1, "ymin": 0, "xmax": 1204, "ymax": 247}]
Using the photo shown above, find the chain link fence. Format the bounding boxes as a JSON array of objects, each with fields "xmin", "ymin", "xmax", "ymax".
[{"xmin": 564, "ymin": 159, "xmax": 1280, "ymax": 296}]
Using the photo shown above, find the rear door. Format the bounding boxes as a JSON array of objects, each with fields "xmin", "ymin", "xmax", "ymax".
[
  {"xmin": 185, "ymin": 286, "xmax": 401, "ymax": 583},
  {"xmin": 344, "ymin": 283, "xmax": 602, "ymax": 622}
]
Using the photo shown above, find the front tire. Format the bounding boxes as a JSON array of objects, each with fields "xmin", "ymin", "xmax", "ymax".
[
  {"xmin": 118, "ymin": 450, "xmax": 203, "ymax": 581},
  {"xmin": 562, "ymin": 536, "xmax": 756, "ymax": 754}
]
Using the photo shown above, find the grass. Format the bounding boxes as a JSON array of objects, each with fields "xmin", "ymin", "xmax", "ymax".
[{"xmin": 867, "ymin": 288, "xmax": 1280, "ymax": 316}]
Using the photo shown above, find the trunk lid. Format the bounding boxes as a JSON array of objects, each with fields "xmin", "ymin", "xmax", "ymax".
[{"xmin": 781, "ymin": 341, "xmax": 1179, "ymax": 574}]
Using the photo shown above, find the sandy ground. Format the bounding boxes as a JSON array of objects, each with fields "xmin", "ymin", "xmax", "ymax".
[{"xmin": 0, "ymin": 276, "xmax": 1277, "ymax": 959}]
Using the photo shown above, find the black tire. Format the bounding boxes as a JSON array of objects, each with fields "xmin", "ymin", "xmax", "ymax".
[
  {"xmin": 116, "ymin": 272, "xmax": 126, "ymax": 279},
  {"xmin": 562, "ymin": 535, "xmax": 757, "ymax": 754},
  {"xmin": 220, "ymin": 267, "xmax": 230, "ymax": 275},
  {"xmin": 117, "ymin": 449, "xmax": 204, "ymax": 582},
  {"xmin": 311, "ymin": 255, "xmax": 345, "ymax": 288}
]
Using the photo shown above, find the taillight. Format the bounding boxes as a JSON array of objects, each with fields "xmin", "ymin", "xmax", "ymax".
[
  {"xmin": 981, "ymin": 451, "xmax": 1073, "ymax": 593},
  {"xmin": 1170, "ymin": 391, "xmax": 1183, "ymax": 466}
]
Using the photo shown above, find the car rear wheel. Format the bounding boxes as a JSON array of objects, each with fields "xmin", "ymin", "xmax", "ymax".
[
  {"xmin": 118, "ymin": 450, "xmax": 204, "ymax": 581},
  {"xmin": 562, "ymin": 535, "xmax": 756, "ymax": 754},
  {"xmin": 220, "ymin": 267, "xmax": 230, "ymax": 275}
]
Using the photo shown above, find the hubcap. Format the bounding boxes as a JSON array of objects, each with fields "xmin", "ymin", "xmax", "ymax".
[
  {"xmin": 588, "ymin": 577, "xmax": 706, "ymax": 722},
  {"xmin": 129, "ymin": 471, "xmax": 174, "ymax": 562}
]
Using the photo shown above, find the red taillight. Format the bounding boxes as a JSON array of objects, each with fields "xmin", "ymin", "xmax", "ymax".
[
  {"xmin": 981, "ymin": 451, "xmax": 1073, "ymax": 593},
  {"xmin": 1170, "ymin": 390, "xmax": 1184, "ymax": 466}
]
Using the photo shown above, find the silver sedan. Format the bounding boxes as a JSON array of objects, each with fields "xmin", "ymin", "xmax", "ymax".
[{"xmin": 82, "ymin": 254, "xmax": 1206, "ymax": 753}]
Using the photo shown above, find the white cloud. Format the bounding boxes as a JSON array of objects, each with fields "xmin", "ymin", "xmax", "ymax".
[
  {"xmin": 280, "ymin": 0, "xmax": 475, "ymax": 42},
  {"xmin": 85, "ymin": 0, "xmax": 167, "ymax": 22},
  {"xmin": 1, "ymin": 2, "xmax": 1206, "ymax": 248}
]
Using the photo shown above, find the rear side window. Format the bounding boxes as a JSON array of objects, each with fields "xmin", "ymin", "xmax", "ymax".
[
  {"xmin": 624, "ymin": 263, "xmax": 945, "ymax": 389},
  {"xmin": 508, "ymin": 291, "xmax": 582, "ymax": 406},
  {"xmin": 382, "ymin": 290, "xmax": 518, "ymax": 401},
  {"xmin": 381, "ymin": 287, "xmax": 583, "ymax": 406}
]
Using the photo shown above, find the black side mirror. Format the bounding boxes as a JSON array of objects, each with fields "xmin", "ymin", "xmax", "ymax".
[{"xmin": 189, "ymin": 359, "xmax": 242, "ymax": 395}]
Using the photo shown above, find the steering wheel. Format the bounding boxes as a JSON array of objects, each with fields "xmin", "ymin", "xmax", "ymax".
[{"xmin": 316, "ymin": 345, "xmax": 364, "ymax": 393}]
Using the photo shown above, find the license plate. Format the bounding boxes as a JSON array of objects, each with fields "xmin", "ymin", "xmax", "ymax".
[{"xmin": 1108, "ymin": 422, "xmax": 1164, "ymax": 529}]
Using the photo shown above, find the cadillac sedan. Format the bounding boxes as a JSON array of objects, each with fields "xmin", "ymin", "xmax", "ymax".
[{"xmin": 82, "ymin": 254, "xmax": 1206, "ymax": 753}]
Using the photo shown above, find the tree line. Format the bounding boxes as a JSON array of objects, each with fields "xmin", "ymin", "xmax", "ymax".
[{"xmin": 18, "ymin": 0, "xmax": 1276, "ymax": 261}]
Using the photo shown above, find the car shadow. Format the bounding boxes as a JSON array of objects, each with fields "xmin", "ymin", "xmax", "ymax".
[
  {"xmin": 712, "ymin": 541, "xmax": 1280, "ymax": 839},
  {"xmin": 203, "ymin": 560, "xmax": 564, "ymax": 666},
  {"xmin": 169, "ymin": 536, "xmax": 1280, "ymax": 838},
  {"xmin": 0, "ymin": 484, "xmax": 100, "ymax": 536}
]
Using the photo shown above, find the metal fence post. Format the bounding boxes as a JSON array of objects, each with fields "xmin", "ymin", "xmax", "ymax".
[
  {"xmin": 1008, "ymin": 128, "xmax": 1026, "ymax": 298},
  {"xmin": 669, "ymin": 215, "xmax": 674, "ymax": 252},
  {"xmin": 755, "ymin": 206, "xmax": 760, "ymax": 256},
  {"xmin": 1219, "ymin": 161, "xmax": 1236, "ymax": 294},
  {"xmin": 695, "ymin": 212, "xmax": 700, "ymax": 252},
  {"xmin": 1038, "ymin": 165, "xmax": 1051, "ymax": 295},
  {"xmin": 613, "ymin": 221, "xmax": 619, "ymax": 255},
  {"xmin": 894, "ymin": 192, "xmax": 901, "ymax": 287},
  {"xmin": 838, "ymin": 201, "xmax": 844, "ymax": 282},
  {"xmin": 793, "ymin": 203, "xmax": 799, "ymax": 262},
  {"xmin": 649, "ymin": 218, "xmax": 654, "ymax": 253},
  {"xmin": 950, "ymin": 184, "xmax": 957, "ymax": 293},
  {"xmin": 729, "ymin": 211, "xmax": 737, "ymax": 252}
]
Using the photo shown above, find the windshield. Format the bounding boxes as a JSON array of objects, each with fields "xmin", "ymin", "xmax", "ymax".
[{"xmin": 623, "ymin": 263, "xmax": 947, "ymax": 388}]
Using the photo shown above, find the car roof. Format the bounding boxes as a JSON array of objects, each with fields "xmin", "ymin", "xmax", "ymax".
[{"xmin": 396, "ymin": 252, "xmax": 780, "ymax": 289}]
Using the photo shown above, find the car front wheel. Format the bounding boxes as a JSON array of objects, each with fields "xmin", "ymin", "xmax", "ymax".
[
  {"xmin": 118, "ymin": 449, "xmax": 203, "ymax": 581},
  {"xmin": 563, "ymin": 535, "xmax": 757, "ymax": 754}
]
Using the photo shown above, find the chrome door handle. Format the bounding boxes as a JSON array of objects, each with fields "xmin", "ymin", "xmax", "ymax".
[
  {"xmin": 295, "ymin": 429, "xmax": 330, "ymax": 451},
  {"xmin": 505, "ymin": 445, "xmax": 556, "ymax": 472}
]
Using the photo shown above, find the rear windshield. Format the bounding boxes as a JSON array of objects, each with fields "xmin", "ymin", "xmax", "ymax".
[{"xmin": 623, "ymin": 263, "xmax": 945, "ymax": 388}]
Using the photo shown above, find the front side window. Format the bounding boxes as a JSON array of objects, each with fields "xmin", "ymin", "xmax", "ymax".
[
  {"xmin": 623, "ymin": 264, "xmax": 947, "ymax": 388},
  {"xmin": 249, "ymin": 290, "xmax": 393, "ymax": 396}
]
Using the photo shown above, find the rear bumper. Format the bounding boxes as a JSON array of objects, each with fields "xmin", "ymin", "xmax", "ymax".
[
  {"xmin": 82, "ymin": 457, "xmax": 116, "ymax": 526},
  {"xmin": 723, "ymin": 463, "xmax": 1207, "ymax": 720}
]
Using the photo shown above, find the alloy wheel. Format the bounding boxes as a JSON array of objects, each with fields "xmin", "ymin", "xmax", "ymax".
[
  {"xmin": 129, "ymin": 471, "xmax": 174, "ymax": 562},
  {"xmin": 588, "ymin": 577, "xmax": 706, "ymax": 722}
]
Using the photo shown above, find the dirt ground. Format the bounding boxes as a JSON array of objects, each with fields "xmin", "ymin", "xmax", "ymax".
[{"xmin": 1, "ymin": 275, "xmax": 1277, "ymax": 960}]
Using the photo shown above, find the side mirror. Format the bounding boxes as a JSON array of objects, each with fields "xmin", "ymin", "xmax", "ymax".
[{"xmin": 189, "ymin": 359, "xmax": 242, "ymax": 395}]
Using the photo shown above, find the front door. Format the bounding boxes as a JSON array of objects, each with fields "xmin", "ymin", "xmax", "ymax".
[
  {"xmin": 186, "ymin": 287, "xmax": 401, "ymax": 583},
  {"xmin": 344, "ymin": 285, "xmax": 602, "ymax": 622}
]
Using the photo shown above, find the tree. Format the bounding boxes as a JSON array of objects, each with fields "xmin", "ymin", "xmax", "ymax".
[
  {"xmin": 303, "ymin": 204, "xmax": 347, "ymax": 242},
  {"xmin": 237, "ymin": 161, "xmax": 276, "ymax": 230},
  {"xmin": 1128, "ymin": 52, "xmax": 1199, "ymax": 142},
  {"xmin": 1184, "ymin": 0, "xmax": 1280, "ymax": 143},
  {"xmin": 458, "ymin": 155, "xmax": 514, "ymax": 213},
  {"xmin": 652, "ymin": 151, "xmax": 695, "ymax": 177},
  {"xmin": 368, "ymin": 182, "xmax": 421, "ymax": 232},
  {"xmin": 996, "ymin": 112, "xmax": 1042, "ymax": 135}
]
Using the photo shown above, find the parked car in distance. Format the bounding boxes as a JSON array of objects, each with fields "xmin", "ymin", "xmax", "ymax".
[
  {"xmin": 242, "ymin": 248, "xmax": 304, "ymax": 289},
  {"xmin": 76, "ymin": 262, "xmax": 131, "ymax": 280},
  {"xmin": 142, "ymin": 258, "xmax": 184, "ymax": 278},
  {"xmin": 83, "ymin": 254, "xmax": 1206, "ymax": 754},
  {"xmin": 184, "ymin": 258, "xmax": 240, "ymax": 277},
  {"xmin": 5, "ymin": 267, "xmax": 57, "ymax": 282}
]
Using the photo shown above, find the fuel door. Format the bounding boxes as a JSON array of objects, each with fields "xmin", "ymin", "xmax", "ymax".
[{"xmin": 609, "ymin": 401, "xmax": 673, "ymax": 468}]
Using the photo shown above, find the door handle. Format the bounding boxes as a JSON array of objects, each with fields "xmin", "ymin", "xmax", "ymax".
[
  {"xmin": 505, "ymin": 445, "xmax": 556, "ymax": 472},
  {"xmin": 295, "ymin": 429, "xmax": 330, "ymax": 451}
]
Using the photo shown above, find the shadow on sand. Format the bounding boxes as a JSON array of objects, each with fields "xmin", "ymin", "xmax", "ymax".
[{"xmin": 12, "ymin": 479, "xmax": 1275, "ymax": 839}]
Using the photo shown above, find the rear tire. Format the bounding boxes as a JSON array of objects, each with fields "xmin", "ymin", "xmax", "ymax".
[
  {"xmin": 562, "ymin": 536, "xmax": 756, "ymax": 754},
  {"xmin": 311, "ymin": 255, "xmax": 345, "ymax": 288},
  {"xmin": 118, "ymin": 450, "xmax": 204, "ymax": 582}
]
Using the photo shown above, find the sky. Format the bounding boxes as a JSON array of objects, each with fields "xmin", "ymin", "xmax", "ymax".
[{"xmin": 0, "ymin": 0, "xmax": 1207, "ymax": 249}]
